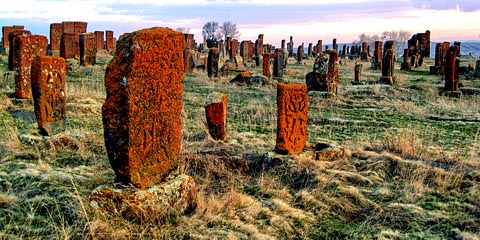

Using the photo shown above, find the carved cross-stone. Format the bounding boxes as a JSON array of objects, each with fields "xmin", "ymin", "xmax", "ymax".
[
  {"xmin": 205, "ymin": 92, "xmax": 228, "ymax": 141},
  {"xmin": 380, "ymin": 40, "xmax": 395, "ymax": 85}
]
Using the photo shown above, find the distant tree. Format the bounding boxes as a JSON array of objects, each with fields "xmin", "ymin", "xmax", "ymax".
[
  {"xmin": 202, "ymin": 21, "xmax": 219, "ymax": 41},
  {"xmin": 175, "ymin": 27, "xmax": 190, "ymax": 34},
  {"xmin": 382, "ymin": 29, "xmax": 411, "ymax": 56},
  {"xmin": 216, "ymin": 21, "xmax": 240, "ymax": 41}
]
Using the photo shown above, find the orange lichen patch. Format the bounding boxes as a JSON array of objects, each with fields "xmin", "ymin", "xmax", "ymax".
[
  {"xmin": 102, "ymin": 27, "xmax": 185, "ymax": 189},
  {"xmin": 263, "ymin": 53, "xmax": 270, "ymax": 77},
  {"xmin": 31, "ymin": 55, "xmax": 67, "ymax": 136},
  {"xmin": 205, "ymin": 92, "xmax": 228, "ymax": 141},
  {"xmin": 13, "ymin": 34, "xmax": 48, "ymax": 99},
  {"xmin": 8, "ymin": 29, "xmax": 31, "ymax": 70},
  {"xmin": 275, "ymin": 83, "xmax": 308, "ymax": 155}
]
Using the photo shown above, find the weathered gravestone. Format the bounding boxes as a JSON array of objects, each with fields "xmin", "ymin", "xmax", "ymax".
[
  {"xmin": 444, "ymin": 45, "xmax": 460, "ymax": 93},
  {"xmin": 332, "ymin": 38, "xmax": 338, "ymax": 53},
  {"xmin": 79, "ymin": 32, "xmax": 97, "ymax": 66},
  {"xmin": 288, "ymin": 36, "xmax": 294, "ymax": 57},
  {"xmin": 60, "ymin": 33, "xmax": 76, "ymax": 59},
  {"xmin": 263, "ymin": 53, "xmax": 270, "ymax": 77},
  {"xmin": 354, "ymin": 62, "xmax": 362, "ymax": 82},
  {"xmin": 281, "ymin": 39, "xmax": 286, "ymax": 50},
  {"xmin": 256, "ymin": 34, "xmax": 264, "ymax": 57},
  {"xmin": 273, "ymin": 48, "xmax": 284, "ymax": 78},
  {"xmin": 240, "ymin": 40, "xmax": 250, "ymax": 64},
  {"xmin": 275, "ymin": 83, "xmax": 308, "ymax": 155},
  {"xmin": 94, "ymin": 31, "xmax": 105, "ymax": 50},
  {"xmin": 380, "ymin": 40, "xmax": 395, "ymax": 85},
  {"xmin": 315, "ymin": 40, "xmax": 322, "ymax": 55},
  {"xmin": 307, "ymin": 43, "xmax": 313, "ymax": 59},
  {"xmin": 361, "ymin": 42, "xmax": 369, "ymax": 61},
  {"xmin": 183, "ymin": 48, "xmax": 195, "ymax": 74},
  {"xmin": 49, "ymin": 23, "xmax": 62, "ymax": 55},
  {"xmin": 31, "ymin": 55, "xmax": 66, "ymax": 135},
  {"xmin": 13, "ymin": 34, "xmax": 48, "ymax": 99},
  {"xmin": 208, "ymin": 47, "xmax": 220, "ymax": 78},
  {"xmin": 105, "ymin": 30, "xmax": 115, "ymax": 52},
  {"xmin": 2, "ymin": 25, "xmax": 24, "ymax": 52},
  {"xmin": 102, "ymin": 27, "xmax": 184, "ymax": 188},
  {"xmin": 230, "ymin": 39, "xmax": 238, "ymax": 59},
  {"xmin": 297, "ymin": 43, "xmax": 304, "ymax": 63},
  {"xmin": 305, "ymin": 50, "xmax": 339, "ymax": 93},
  {"xmin": 205, "ymin": 92, "xmax": 228, "ymax": 141},
  {"xmin": 430, "ymin": 42, "xmax": 450, "ymax": 75},
  {"xmin": 400, "ymin": 48, "xmax": 411, "ymax": 71},
  {"xmin": 8, "ymin": 29, "xmax": 31, "ymax": 71},
  {"xmin": 372, "ymin": 41, "xmax": 382, "ymax": 70}
]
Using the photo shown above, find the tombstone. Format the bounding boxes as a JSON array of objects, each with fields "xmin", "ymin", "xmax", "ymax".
[
  {"xmin": 454, "ymin": 41, "xmax": 461, "ymax": 56},
  {"xmin": 297, "ymin": 44, "xmax": 304, "ymax": 63},
  {"xmin": 230, "ymin": 39, "xmax": 238, "ymax": 59},
  {"xmin": 256, "ymin": 34, "xmax": 264, "ymax": 56},
  {"xmin": 248, "ymin": 41, "xmax": 255, "ymax": 62},
  {"xmin": 13, "ymin": 34, "xmax": 48, "ymax": 99},
  {"xmin": 332, "ymin": 38, "xmax": 338, "ymax": 53},
  {"xmin": 400, "ymin": 48, "xmax": 411, "ymax": 71},
  {"xmin": 49, "ymin": 23, "xmax": 62, "ymax": 55},
  {"xmin": 474, "ymin": 60, "xmax": 480, "ymax": 79},
  {"xmin": 361, "ymin": 42, "xmax": 369, "ymax": 61},
  {"xmin": 444, "ymin": 45, "xmax": 460, "ymax": 92},
  {"xmin": 380, "ymin": 40, "xmax": 395, "ymax": 85},
  {"xmin": 31, "ymin": 55, "xmax": 66, "ymax": 135},
  {"xmin": 208, "ymin": 48, "xmax": 220, "ymax": 78},
  {"xmin": 305, "ymin": 50, "xmax": 339, "ymax": 93},
  {"xmin": 281, "ymin": 39, "xmax": 286, "ymax": 50},
  {"xmin": 74, "ymin": 22, "xmax": 87, "ymax": 35},
  {"xmin": 79, "ymin": 33, "xmax": 97, "ymax": 66},
  {"xmin": 62, "ymin": 21, "xmax": 75, "ymax": 34},
  {"xmin": 372, "ymin": 41, "xmax": 382, "ymax": 70},
  {"xmin": 8, "ymin": 29, "xmax": 31, "ymax": 70},
  {"xmin": 105, "ymin": 30, "xmax": 115, "ymax": 52},
  {"xmin": 273, "ymin": 48, "xmax": 284, "ymax": 78},
  {"xmin": 205, "ymin": 92, "xmax": 228, "ymax": 141},
  {"xmin": 288, "ymin": 36, "xmax": 294, "ymax": 57},
  {"xmin": 60, "ymin": 33, "xmax": 76, "ymax": 59},
  {"xmin": 263, "ymin": 53, "xmax": 270, "ymax": 77},
  {"xmin": 183, "ymin": 48, "xmax": 195, "ymax": 74},
  {"xmin": 315, "ymin": 40, "xmax": 323, "ymax": 55},
  {"xmin": 354, "ymin": 62, "xmax": 362, "ymax": 82},
  {"xmin": 341, "ymin": 45, "xmax": 347, "ymax": 59},
  {"xmin": 225, "ymin": 36, "xmax": 232, "ymax": 57},
  {"xmin": 102, "ymin": 27, "xmax": 185, "ymax": 188},
  {"xmin": 94, "ymin": 31, "xmax": 105, "ymax": 50},
  {"xmin": 240, "ymin": 40, "xmax": 250, "ymax": 63},
  {"xmin": 2, "ymin": 25, "xmax": 24, "ymax": 52},
  {"xmin": 307, "ymin": 43, "xmax": 313, "ymax": 59},
  {"xmin": 407, "ymin": 30, "xmax": 430, "ymax": 67},
  {"xmin": 430, "ymin": 42, "xmax": 450, "ymax": 75},
  {"xmin": 275, "ymin": 83, "xmax": 308, "ymax": 155},
  {"xmin": 184, "ymin": 33, "xmax": 195, "ymax": 49}
]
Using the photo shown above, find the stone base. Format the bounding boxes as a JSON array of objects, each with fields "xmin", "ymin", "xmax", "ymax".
[
  {"xmin": 305, "ymin": 142, "xmax": 345, "ymax": 161},
  {"xmin": 89, "ymin": 174, "xmax": 197, "ymax": 220}
]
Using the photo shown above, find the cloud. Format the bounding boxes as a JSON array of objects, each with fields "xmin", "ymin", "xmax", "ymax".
[{"xmin": 413, "ymin": 0, "xmax": 480, "ymax": 12}]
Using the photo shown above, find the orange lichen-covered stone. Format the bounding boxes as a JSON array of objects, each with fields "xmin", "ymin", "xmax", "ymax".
[
  {"xmin": 207, "ymin": 47, "xmax": 219, "ymax": 78},
  {"xmin": 31, "ymin": 55, "xmax": 67, "ymax": 136},
  {"xmin": 13, "ymin": 34, "xmax": 48, "ymax": 99},
  {"xmin": 8, "ymin": 29, "xmax": 31, "ymax": 70},
  {"xmin": 105, "ymin": 30, "xmax": 115, "ymax": 52},
  {"xmin": 263, "ymin": 53, "xmax": 270, "ymax": 77},
  {"xmin": 275, "ymin": 83, "xmax": 308, "ymax": 154},
  {"xmin": 79, "ymin": 32, "xmax": 97, "ymax": 66},
  {"xmin": 444, "ymin": 45, "xmax": 460, "ymax": 92},
  {"xmin": 102, "ymin": 27, "xmax": 185, "ymax": 189},
  {"xmin": 60, "ymin": 33, "xmax": 76, "ymax": 59},
  {"xmin": 49, "ymin": 23, "xmax": 62, "ymax": 52},
  {"xmin": 205, "ymin": 92, "xmax": 228, "ymax": 141}
]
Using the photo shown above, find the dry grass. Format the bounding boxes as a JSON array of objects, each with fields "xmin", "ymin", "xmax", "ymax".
[{"xmin": 0, "ymin": 51, "xmax": 479, "ymax": 239}]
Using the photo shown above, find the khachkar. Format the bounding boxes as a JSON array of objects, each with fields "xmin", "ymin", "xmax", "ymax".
[
  {"xmin": 315, "ymin": 40, "xmax": 322, "ymax": 55},
  {"xmin": 430, "ymin": 42, "xmax": 450, "ymax": 75},
  {"xmin": 102, "ymin": 27, "xmax": 185, "ymax": 188},
  {"xmin": 273, "ymin": 48, "xmax": 284, "ymax": 78},
  {"xmin": 13, "ymin": 34, "xmax": 48, "ymax": 99},
  {"xmin": 205, "ymin": 92, "xmax": 228, "ymax": 141},
  {"xmin": 288, "ymin": 36, "xmax": 294, "ymax": 57},
  {"xmin": 275, "ymin": 83, "xmax": 308, "ymax": 155},
  {"xmin": 8, "ymin": 29, "xmax": 31, "ymax": 71},
  {"xmin": 255, "ymin": 34, "xmax": 264, "ymax": 57},
  {"xmin": 31, "ymin": 56, "xmax": 67, "ymax": 136},
  {"xmin": 354, "ymin": 62, "xmax": 363, "ymax": 82},
  {"xmin": 400, "ymin": 48, "xmax": 411, "ymax": 71},
  {"xmin": 207, "ymin": 47, "xmax": 220, "ymax": 78},
  {"xmin": 263, "ymin": 53, "xmax": 270, "ymax": 77},
  {"xmin": 305, "ymin": 50, "xmax": 339, "ymax": 93},
  {"xmin": 297, "ymin": 43, "xmax": 304, "ymax": 63},
  {"xmin": 444, "ymin": 45, "xmax": 460, "ymax": 93},
  {"xmin": 380, "ymin": 40, "xmax": 395, "ymax": 85},
  {"xmin": 49, "ymin": 23, "xmax": 62, "ymax": 56},
  {"xmin": 2, "ymin": 25, "xmax": 24, "ymax": 52},
  {"xmin": 79, "ymin": 32, "xmax": 97, "ymax": 66}
]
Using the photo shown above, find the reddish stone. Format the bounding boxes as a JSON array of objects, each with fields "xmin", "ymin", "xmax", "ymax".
[
  {"xmin": 248, "ymin": 41, "xmax": 254, "ymax": 62},
  {"xmin": 307, "ymin": 43, "xmax": 313, "ymax": 59},
  {"xmin": 8, "ymin": 29, "xmax": 31, "ymax": 70},
  {"xmin": 354, "ymin": 62, "xmax": 362, "ymax": 82},
  {"xmin": 2, "ymin": 25, "xmax": 24, "ymax": 51},
  {"xmin": 184, "ymin": 33, "xmax": 194, "ymax": 49},
  {"xmin": 373, "ymin": 41, "xmax": 382, "ymax": 70},
  {"xmin": 407, "ymin": 30, "xmax": 430, "ymax": 66},
  {"xmin": 444, "ymin": 45, "xmax": 460, "ymax": 92},
  {"xmin": 306, "ymin": 50, "xmax": 339, "ymax": 93},
  {"xmin": 230, "ymin": 39, "xmax": 238, "ymax": 59},
  {"xmin": 381, "ymin": 40, "xmax": 395, "ymax": 84},
  {"xmin": 297, "ymin": 44, "xmax": 304, "ymax": 62},
  {"xmin": 225, "ymin": 36, "xmax": 232, "ymax": 53},
  {"xmin": 62, "ymin": 21, "xmax": 75, "ymax": 34},
  {"xmin": 79, "ymin": 33, "xmax": 97, "ymax": 66},
  {"xmin": 361, "ymin": 42, "xmax": 369, "ymax": 61},
  {"xmin": 281, "ymin": 39, "xmax": 286, "ymax": 50},
  {"xmin": 60, "ymin": 33, "xmax": 76, "ymax": 59},
  {"xmin": 94, "ymin": 31, "xmax": 105, "ymax": 50},
  {"xmin": 102, "ymin": 27, "xmax": 184, "ymax": 188},
  {"xmin": 273, "ymin": 48, "xmax": 284, "ymax": 78},
  {"xmin": 13, "ymin": 34, "xmax": 48, "ymax": 99},
  {"xmin": 430, "ymin": 42, "xmax": 450, "ymax": 75},
  {"xmin": 105, "ymin": 30, "xmax": 115, "ymax": 52},
  {"xmin": 401, "ymin": 48, "xmax": 411, "ymax": 71},
  {"xmin": 207, "ymin": 47, "xmax": 220, "ymax": 78},
  {"xmin": 263, "ymin": 53, "xmax": 270, "ymax": 77},
  {"xmin": 288, "ymin": 36, "xmax": 294, "ymax": 57},
  {"xmin": 240, "ymin": 40, "xmax": 250, "ymax": 63},
  {"xmin": 275, "ymin": 83, "xmax": 308, "ymax": 155},
  {"xmin": 205, "ymin": 92, "xmax": 228, "ymax": 141},
  {"xmin": 183, "ymin": 48, "xmax": 195, "ymax": 74},
  {"xmin": 315, "ymin": 40, "xmax": 322, "ymax": 55},
  {"xmin": 332, "ymin": 38, "xmax": 338, "ymax": 53},
  {"xmin": 49, "ymin": 23, "xmax": 62, "ymax": 53},
  {"xmin": 341, "ymin": 45, "xmax": 347, "ymax": 59},
  {"xmin": 31, "ymin": 55, "xmax": 66, "ymax": 135},
  {"xmin": 74, "ymin": 21, "xmax": 87, "ymax": 34},
  {"xmin": 255, "ymin": 34, "xmax": 264, "ymax": 56}
]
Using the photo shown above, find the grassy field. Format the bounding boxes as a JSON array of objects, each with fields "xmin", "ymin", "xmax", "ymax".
[{"xmin": 0, "ymin": 50, "xmax": 479, "ymax": 239}]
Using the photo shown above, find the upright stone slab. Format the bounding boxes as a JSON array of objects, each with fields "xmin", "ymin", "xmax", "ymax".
[
  {"xmin": 240, "ymin": 40, "xmax": 250, "ymax": 63},
  {"xmin": 60, "ymin": 33, "xmax": 76, "ymax": 59},
  {"xmin": 102, "ymin": 27, "xmax": 184, "ymax": 188},
  {"xmin": 79, "ymin": 33, "xmax": 97, "ymax": 66},
  {"xmin": 13, "ymin": 34, "xmax": 48, "ymax": 99},
  {"xmin": 273, "ymin": 48, "xmax": 284, "ymax": 78},
  {"xmin": 275, "ymin": 83, "xmax": 308, "ymax": 155},
  {"xmin": 263, "ymin": 53, "xmax": 270, "ymax": 77},
  {"xmin": 315, "ymin": 40, "xmax": 322, "ymax": 55},
  {"xmin": 306, "ymin": 50, "xmax": 339, "ymax": 93},
  {"xmin": 74, "ymin": 22, "xmax": 88, "ymax": 35},
  {"xmin": 373, "ymin": 41, "xmax": 382, "ymax": 70},
  {"xmin": 8, "ymin": 29, "xmax": 31, "ymax": 70},
  {"xmin": 31, "ymin": 56, "xmax": 66, "ymax": 135},
  {"xmin": 475, "ymin": 60, "xmax": 480, "ymax": 79},
  {"xmin": 297, "ymin": 44, "xmax": 304, "ymax": 63},
  {"xmin": 205, "ymin": 92, "xmax": 228, "ymax": 141},
  {"xmin": 307, "ymin": 43, "xmax": 313, "ymax": 59},
  {"xmin": 341, "ymin": 45, "xmax": 347, "ymax": 59},
  {"xmin": 361, "ymin": 42, "xmax": 369, "ymax": 61},
  {"xmin": 430, "ymin": 42, "xmax": 450, "ymax": 75},
  {"xmin": 354, "ymin": 62, "xmax": 362, "ymax": 82},
  {"xmin": 208, "ymin": 47, "xmax": 220, "ymax": 78},
  {"xmin": 281, "ymin": 39, "xmax": 286, "ymax": 50},
  {"xmin": 248, "ymin": 41, "xmax": 255, "ymax": 62},
  {"xmin": 2, "ymin": 25, "xmax": 24, "ymax": 52},
  {"xmin": 95, "ymin": 31, "xmax": 105, "ymax": 50},
  {"xmin": 332, "ymin": 38, "xmax": 338, "ymax": 53},
  {"xmin": 400, "ymin": 48, "xmax": 411, "ymax": 71},
  {"xmin": 256, "ymin": 34, "xmax": 264, "ymax": 57},
  {"xmin": 380, "ymin": 40, "xmax": 394, "ymax": 85},
  {"xmin": 62, "ymin": 21, "xmax": 75, "ymax": 34},
  {"xmin": 49, "ymin": 23, "xmax": 62, "ymax": 55},
  {"xmin": 183, "ymin": 48, "xmax": 195, "ymax": 74},
  {"xmin": 444, "ymin": 45, "xmax": 460, "ymax": 92},
  {"xmin": 105, "ymin": 30, "xmax": 115, "ymax": 52},
  {"xmin": 288, "ymin": 36, "xmax": 294, "ymax": 57}
]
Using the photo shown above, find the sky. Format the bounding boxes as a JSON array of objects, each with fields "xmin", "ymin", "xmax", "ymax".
[{"xmin": 1, "ymin": 0, "xmax": 479, "ymax": 46}]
